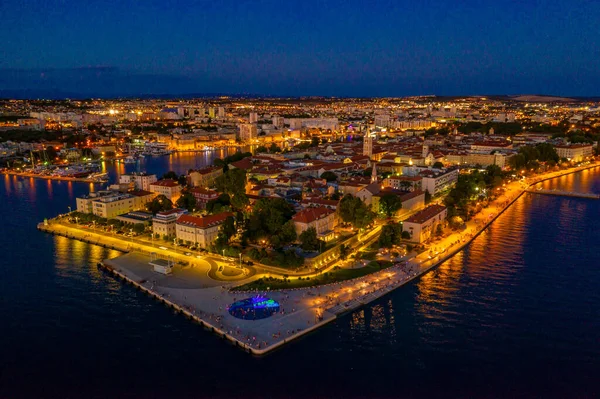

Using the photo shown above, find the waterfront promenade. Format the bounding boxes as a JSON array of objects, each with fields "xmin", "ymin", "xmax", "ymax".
[{"xmin": 38, "ymin": 161, "xmax": 600, "ymax": 355}]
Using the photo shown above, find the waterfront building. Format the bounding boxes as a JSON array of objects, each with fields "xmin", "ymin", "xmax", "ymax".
[
  {"xmin": 175, "ymin": 212, "xmax": 235, "ymax": 248},
  {"xmin": 119, "ymin": 173, "xmax": 157, "ymax": 191},
  {"xmin": 90, "ymin": 191, "xmax": 155, "ymax": 219},
  {"xmin": 291, "ymin": 206, "xmax": 337, "ymax": 242},
  {"xmin": 402, "ymin": 204, "xmax": 448, "ymax": 243},
  {"xmin": 554, "ymin": 144, "xmax": 593, "ymax": 162},
  {"xmin": 149, "ymin": 179, "xmax": 182, "ymax": 202},
  {"xmin": 76, "ymin": 190, "xmax": 114, "ymax": 213},
  {"xmin": 187, "ymin": 167, "xmax": 223, "ymax": 188},
  {"xmin": 152, "ymin": 208, "xmax": 188, "ymax": 238}
]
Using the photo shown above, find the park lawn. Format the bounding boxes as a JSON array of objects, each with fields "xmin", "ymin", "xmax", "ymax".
[{"xmin": 231, "ymin": 260, "xmax": 395, "ymax": 291}]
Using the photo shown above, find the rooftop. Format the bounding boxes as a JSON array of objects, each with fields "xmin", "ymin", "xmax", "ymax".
[
  {"xmin": 292, "ymin": 206, "xmax": 335, "ymax": 224},
  {"xmin": 404, "ymin": 204, "xmax": 447, "ymax": 224},
  {"xmin": 177, "ymin": 212, "xmax": 234, "ymax": 229}
]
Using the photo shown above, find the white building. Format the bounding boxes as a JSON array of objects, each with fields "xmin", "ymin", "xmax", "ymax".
[
  {"xmin": 119, "ymin": 173, "xmax": 157, "ymax": 191},
  {"xmin": 403, "ymin": 204, "xmax": 447, "ymax": 243},
  {"xmin": 291, "ymin": 206, "xmax": 337, "ymax": 242},
  {"xmin": 149, "ymin": 179, "xmax": 182, "ymax": 202},
  {"xmin": 415, "ymin": 168, "xmax": 459, "ymax": 195},
  {"xmin": 555, "ymin": 144, "xmax": 593, "ymax": 162},
  {"xmin": 152, "ymin": 208, "xmax": 188, "ymax": 238},
  {"xmin": 175, "ymin": 212, "xmax": 235, "ymax": 248},
  {"xmin": 89, "ymin": 191, "xmax": 155, "ymax": 219}
]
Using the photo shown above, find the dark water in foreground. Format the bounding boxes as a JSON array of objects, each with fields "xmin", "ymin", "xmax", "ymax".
[{"xmin": 1, "ymin": 156, "xmax": 599, "ymax": 399}]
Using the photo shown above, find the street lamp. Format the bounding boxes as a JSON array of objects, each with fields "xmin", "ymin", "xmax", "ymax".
[
  {"xmin": 68, "ymin": 206, "xmax": 71, "ymax": 213},
  {"xmin": 75, "ymin": 217, "xmax": 79, "ymax": 225}
]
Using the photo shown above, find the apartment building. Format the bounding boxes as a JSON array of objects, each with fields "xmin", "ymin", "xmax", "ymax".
[{"xmin": 175, "ymin": 212, "xmax": 235, "ymax": 248}]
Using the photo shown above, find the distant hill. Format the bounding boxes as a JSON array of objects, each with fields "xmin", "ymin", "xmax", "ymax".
[{"xmin": 509, "ymin": 95, "xmax": 576, "ymax": 103}]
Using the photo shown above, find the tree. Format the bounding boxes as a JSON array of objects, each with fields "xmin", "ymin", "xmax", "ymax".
[
  {"xmin": 299, "ymin": 227, "xmax": 320, "ymax": 251},
  {"xmin": 432, "ymin": 161, "xmax": 444, "ymax": 169},
  {"xmin": 215, "ymin": 169, "xmax": 246, "ymax": 196},
  {"xmin": 378, "ymin": 223, "xmax": 402, "ymax": 248},
  {"xmin": 163, "ymin": 171, "xmax": 178, "ymax": 180},
  {"xmin": 221, "ymin": 216, "xmax": 236, "ymax": 241},
  {"xmin": 146, "ymin": 195, "xmax": 173, "ymax": 214},
  {"xmin": 133, "ymin": 223, "xmax": 146, "ymax": 234},
  {"xmin": 271, "ymin": 220, "xmax": 297, "ymax": 248},
  {"xmin": 484, "ymin": 164, "xmax": 503, "ymax": 188},
  {"xmin": 339, "ymin": 244, "xmax": 350, "ymax": 260},
  {"xmin": 436, "ymin": 224, "xmax": 444, "ymax": 237},
  {"xmin": 311, "ymin": 136, "xmax": 320, "ymax": 147},
  {"xmin": 401, "ymin": 231, "xmax": 411, "ymax": 240},
  {"xmin": 338, "ymin": 194, "xmax": 375, "ymax": 229},
  {"xmin": 320, "ymin": 171, "xmax": 338, "ymax": 182},
  {"xmin": 215, "ymin": 169, "xmax": 248, "ymax": 210},
  {"xmin": 255, "ymin": 145, "xmax": 268, "ymax": 154},
  {"xmin": 245, "ymin": 198, "xmax": 295, "ymax": 244},
  {"xmin": 378, "ymin": 193, "xmax": 402, "ymax": 218},
  {"xmin": 176, "ymin": 192, "xmax": 197, "ymax": 212},
  {"xmin": 206, "ymin": 194, "xmax": 231, "ymax": 214},
  {"xmin": 268, "ymin": 143, "xmax": 282, "ymax": 153}
]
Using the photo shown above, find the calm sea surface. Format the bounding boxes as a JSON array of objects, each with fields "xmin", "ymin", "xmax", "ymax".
[{"xmin": 1, "ymin": 154, "xmax": 599, "ymax": 399}]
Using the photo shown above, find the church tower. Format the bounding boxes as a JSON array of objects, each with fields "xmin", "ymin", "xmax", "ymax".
[{"xmin": 363, "ymin": 128, "xmax": 373, "ymax": 158}]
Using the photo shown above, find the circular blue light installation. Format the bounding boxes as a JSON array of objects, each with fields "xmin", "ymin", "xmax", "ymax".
[{"xmin": 228, "ymin": 296, "xmax": 280, "ymax": 320}]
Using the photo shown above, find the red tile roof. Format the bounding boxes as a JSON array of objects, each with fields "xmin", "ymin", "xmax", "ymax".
[
  {"xmin": 151, "ymin": 179, "xmax": 180, "ymax": 187},
  {"xmin": 176, "ymin": 212, "xmax": 234, "ymax": 229},
  {"xmin": 292, "ymin": 206, "xmax": 335, "ymax": 224},
  {"xmin": 404, "ymin": 204, "xmax": 446, "ymax": 224}
]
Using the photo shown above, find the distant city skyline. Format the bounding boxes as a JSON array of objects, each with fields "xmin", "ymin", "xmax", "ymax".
[{"xmin": 1, "ymin": 0, "xmax": 599, "ymax": 97}]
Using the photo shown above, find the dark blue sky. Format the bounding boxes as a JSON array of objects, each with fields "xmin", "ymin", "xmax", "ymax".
[{"xmin": 1, "ymin": 0, "xmax": 599, "ymax": 97}]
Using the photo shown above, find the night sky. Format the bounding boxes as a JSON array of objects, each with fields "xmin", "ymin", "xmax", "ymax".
[{"xmin": 1, "ymin": 0, "xmax": 599, "ymax": 97}]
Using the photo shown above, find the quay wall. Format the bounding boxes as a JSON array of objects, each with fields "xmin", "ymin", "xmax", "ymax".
[{"xmin": 37, "ymin": 162, "xmax": 600, "ymax": 355}]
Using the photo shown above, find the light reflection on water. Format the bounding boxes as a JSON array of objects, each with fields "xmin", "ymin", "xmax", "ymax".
[{"xmin": 0, "ymin": 159, "xmax": 598, "ymax": 399}]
